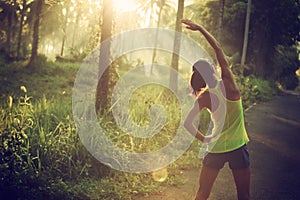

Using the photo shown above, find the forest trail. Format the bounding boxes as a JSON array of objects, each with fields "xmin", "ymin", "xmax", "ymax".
[{"xmin": 134, "ymin": 93, "xmax": 300, "ymax": 200}]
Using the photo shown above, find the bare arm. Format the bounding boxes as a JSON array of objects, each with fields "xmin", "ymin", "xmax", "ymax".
[
  {"xmin": 184, "ymin": 96, "xmax": 213, "ymax": 143},
  {"xmin": 181, "ymin": 19, "xmax": 233, "ymax": 81}
]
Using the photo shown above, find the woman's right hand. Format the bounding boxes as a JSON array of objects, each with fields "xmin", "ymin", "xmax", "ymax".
[{"xmin": 203, "ymin": 134, "xmax": 214, "ymax": 144}]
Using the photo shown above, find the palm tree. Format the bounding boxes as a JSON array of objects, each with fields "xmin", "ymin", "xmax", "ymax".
[
  {"xmin": 96, "ymin": 0, "xmax": 114, "ymax": 113},
  {"xmin": 169, "ymin": 0, "xmax": 184, "ymax": 92},
  {"xmin": 136, "ymin": 0, "xmax": 156, "ymax": 27},
  {"xmin": 151, "ymin": 0, "xmax": 167, "ymax": 74},
  {"xmin": 136, "ymin": 0, "xmax": 175, "ymax": 74}
]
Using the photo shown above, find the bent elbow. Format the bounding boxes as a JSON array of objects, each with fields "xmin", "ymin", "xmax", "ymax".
[
  {"xmin": 183, "ymin": 119, "xmax": 191, "ymax": 130},
  {"xmin": 183, "ymin": 120, "xmax": 188, "ymax": 129}
]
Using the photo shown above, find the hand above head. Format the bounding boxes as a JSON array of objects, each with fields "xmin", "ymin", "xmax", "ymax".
[
  {"xmin": 181, "ymin": 18, "xmax": 232, "ymax": 83},
  {"xmin": 181, "ymin": 19, "xmax": 200, "ymax": 31}
]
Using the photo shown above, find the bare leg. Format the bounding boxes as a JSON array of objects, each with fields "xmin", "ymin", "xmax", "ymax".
[
  {"xmin": 195, "ymin": 166, "xmax": 220, "ymax": 200},
  {"xmin": 232, "ymin": 167, "xmax": 250, "ymax": 200}
]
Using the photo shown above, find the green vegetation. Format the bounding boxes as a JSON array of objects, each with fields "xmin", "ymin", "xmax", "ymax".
[
  {"xmin": 0, "ymin": 58, "xmax": 199, "ymax": 199},
  {"xmin": 0, "ymin": 56, "xmax": 277, "ymax": 199},
  {"xmin": 237, "ymin": 75, "xmax": 277, "ymax": 110}
]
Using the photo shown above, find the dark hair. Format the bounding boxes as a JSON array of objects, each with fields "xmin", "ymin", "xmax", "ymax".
[
  {"xmin": 190, "ymin": 60, "xmax": 214, "ymax": 94},
  {"xmin": 190, "ymin": 71, "xmax": 206, "ymax": 93}
]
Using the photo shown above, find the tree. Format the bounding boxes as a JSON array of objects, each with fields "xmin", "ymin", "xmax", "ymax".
[
  {"xmin": 184, "ymin": 0, "xmax": 221, "ymax": 53},
  {"xmin": 96, "ymin": 0, "xmax": 114, "ymax": 113},
  {"xmin": 169, "ymin": 0, "xmax": 184, "ymax": 92},
  {"xmin": 27, "ymin": 0, "xmax": 43, "ymax": 68},
  {"xmin": 149, "ymin": 0, "xmax": 175, "ymax": 73},
  {"xmin": 240, "ymin": 0, "xmax": 251, "ymax": 73},
  {"xmin": 0, "ymin": 1, "xmax": 18, "ymax": 57},
  {"xmin": 71, "ymin": 2, "xmax": 82, "ymax": 49},
  {"xmin": 136, "ymin": 0, "xmax": 158, "ymax": 27},
  {"xmin": 17, "ymin": 0, "xmax": 29, "ymax": 60},
  {"xmin": 151, "ymin": 0, "xmax": 167, "ymax": 73},
  {"xmin": 217, "ymin": 0, "xmax": 225, "ymax": 40},
  {"xmin": 248, "ymin": 0, "xmax": 300, "ymax": 79},
  {"xmin": 60, "ymin": 4, "xmax": 69, "ymax": 57}
]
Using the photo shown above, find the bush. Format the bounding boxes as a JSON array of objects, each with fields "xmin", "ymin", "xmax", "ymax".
[
  {"xmin": 0, "ymin": 88, "xmax": 109, "ymax": 198},
  {"xmin": 272, "ymin": 45, "xmax": 300, "ymax": 90},
  {"xmin": 278, "ymin": 72, "xmax": 299, "ymax": 90},
  {"xmin": 237, "ymin": 75, "xmax": 277, "ymax": 108}
]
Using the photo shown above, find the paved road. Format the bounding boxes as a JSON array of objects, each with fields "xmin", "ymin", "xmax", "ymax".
[
  {"xmin": 134, "ymin": 94, "xmax": 300, "ymax": 200},
  {"xmin": 245, "ymin": 94, "xmax": 300, "ymax": 199}
]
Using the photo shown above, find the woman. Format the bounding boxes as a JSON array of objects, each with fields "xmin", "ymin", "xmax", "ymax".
[{"xmin": 182, "ymin": 19, "xmax": 250, "ymax": 200}]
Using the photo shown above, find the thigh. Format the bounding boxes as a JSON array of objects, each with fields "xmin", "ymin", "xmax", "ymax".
[
  {"xmin": 202, "ymin": 153, "xmax": 227, "ymax": 170},
  {"xmin": 232, "ymin": 168, "xmax": 250, "ymax": 200},
  {"xmin": 197, "ymin": 166, "xmax": 220, "ymax": 199},
  {"xmin": 228, "ymin": 145, "xmax": 250, "ymax": 170}
]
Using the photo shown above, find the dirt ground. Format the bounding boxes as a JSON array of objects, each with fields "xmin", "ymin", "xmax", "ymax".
[{"xmin": 134, "ymin": 93, "xmax": 300, "ymax": 200}]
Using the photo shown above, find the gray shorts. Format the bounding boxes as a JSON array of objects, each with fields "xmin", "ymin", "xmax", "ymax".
[{"xmin": 202, "ymin": 144, "xmax": 250, "ymax": 170}]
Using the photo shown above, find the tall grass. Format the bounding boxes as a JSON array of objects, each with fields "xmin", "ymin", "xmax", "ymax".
[
  {"xmin": 0, "ymin": 85, "xmax": 202, "ymax": 199},
  {"xmin": 0, "ymin": 88, "xmax": 98, "ymax": 198}
]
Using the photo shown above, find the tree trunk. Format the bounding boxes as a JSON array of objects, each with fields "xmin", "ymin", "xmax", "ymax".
[
  {"xmin": 17, "ymin": 0, "xmax": 26, "ymax": 60},
  {"xmin": 217, "ymin": 0, "xmax": 225, "ymax": 40},
  {"xmin": 5, "ymin": 6, "xmax": 13, "ymax": 55},
  {"xmin": 60, "ymin": 7, "xmax": 69, "ymax": 56},
  {"xmin": 27, "ymin": 0, "xmax": 43, "ymax": 68},
  {"xmin": 96, "ymin": 0, "xmax": 113, "ymax": 113},
  {"xmin": 240, "ymin": 0, "xmax": 251, "ymax": 74},
  {"xmin": 151, "ymin": 0, "xmax": 165, "ymax": 74},
  {"xmin": 169, "ymin": 0, "xmax": 184, "ymax": 92},
  {"xmin": 71, "ymin": 7, "xmax": 81, "ymax": 48}
]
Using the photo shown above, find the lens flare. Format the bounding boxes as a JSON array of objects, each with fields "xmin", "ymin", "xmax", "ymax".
[
  {"xmin": 72, "ymin": 28, "xmax": 220, "ymax": 173},
  {"xmin": 152, "ymin": 168, "xmax": 168, "ymax": 182},
  {"xmin": 296, "ymin": 68, "xmax": 300, "ymax": 77}
]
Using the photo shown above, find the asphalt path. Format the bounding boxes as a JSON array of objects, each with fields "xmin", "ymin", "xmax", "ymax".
[{"xmin": 134, "ymin": 93, "xmax": 300, "ymax": 200}]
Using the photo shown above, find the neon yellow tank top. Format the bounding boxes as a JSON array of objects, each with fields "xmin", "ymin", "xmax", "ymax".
[{"xmin": 206, "ymin": 82, "xmax": 249, "ymax": 153}]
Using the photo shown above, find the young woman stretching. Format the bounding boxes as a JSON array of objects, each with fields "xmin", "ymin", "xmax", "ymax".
[{"xmin": 182, "ymin": 19, "xmax": 250, "ymax": 200}]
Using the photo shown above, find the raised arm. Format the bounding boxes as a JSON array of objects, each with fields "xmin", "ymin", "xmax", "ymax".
[{"xmin": 181, "ymin": 19, "xmax": 232, "ymax": 80}]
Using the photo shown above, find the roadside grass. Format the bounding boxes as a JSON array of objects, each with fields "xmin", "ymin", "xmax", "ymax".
[{"xmin": 0, "ymin": 85, "xmax": 202, "ymax": 199}]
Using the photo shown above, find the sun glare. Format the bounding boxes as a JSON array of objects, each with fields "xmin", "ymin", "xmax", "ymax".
[
  {"xmin": 152, "ymin": 167, "xmax": 168, "ymax": 182},
  {"xmin": 112, "ymin": 0, "xmax": 138, "ymax": 12}
]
